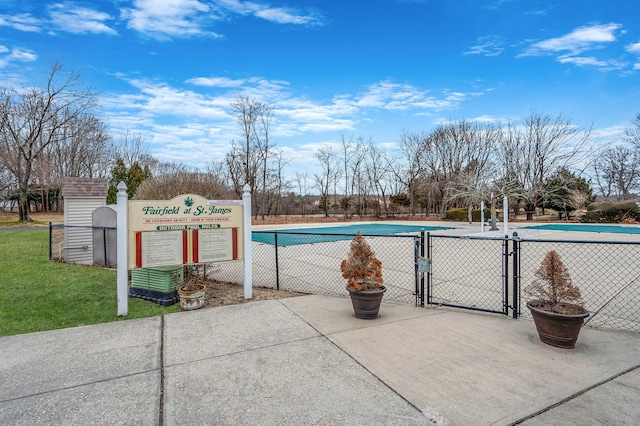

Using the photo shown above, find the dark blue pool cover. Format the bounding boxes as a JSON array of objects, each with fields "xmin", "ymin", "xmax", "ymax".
[
  {"xmin": 522, "ymin": 223, "xmax": 640, "ymax": 234},
  {"xmin": 252, "ymin": 223, "xmax": 452, "ymax": 246}
]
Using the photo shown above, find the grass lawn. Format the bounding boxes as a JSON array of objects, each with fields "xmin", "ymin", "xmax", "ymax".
[{"xmin": 0, "ymin": 229, "xmax": 180, "ymax": 337}]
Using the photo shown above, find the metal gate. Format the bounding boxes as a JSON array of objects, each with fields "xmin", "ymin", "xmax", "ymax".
[{"xmin": 416, "ymin": 232, "xmax": 515, "ymax": 316}]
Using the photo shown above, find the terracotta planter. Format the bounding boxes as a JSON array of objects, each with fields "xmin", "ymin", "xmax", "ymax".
[
  {"xmin": 347, "ymin": 286, "xmax": 386, "ymax": 319},
  {"xmin": 178, "ymin": 284, "xmax": 207, "ymax": 311},
  {"xmin": 527, "ymin": 301, "xmax": 589, "ymax": 349}
]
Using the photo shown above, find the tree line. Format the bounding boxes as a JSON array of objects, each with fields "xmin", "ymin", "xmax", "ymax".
[{"xmin": 1, "ymin": 64, "xmax": 639, "ymax": 222}]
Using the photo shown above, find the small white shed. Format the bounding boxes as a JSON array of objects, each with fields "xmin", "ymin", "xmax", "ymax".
[{"xmin": 61, "ymin": 177, "xmax": 108, "ymax": 264}]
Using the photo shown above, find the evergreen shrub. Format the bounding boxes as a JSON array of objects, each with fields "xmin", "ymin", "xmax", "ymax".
[{"xmin": 581, "ymin": 201, "xmax": 640, "ymax": 223}]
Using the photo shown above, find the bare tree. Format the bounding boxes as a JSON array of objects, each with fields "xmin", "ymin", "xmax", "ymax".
[
  {"xmin": 388, "ymin": 130, "xmax": 426, "ymax": 215},
  {"xmin": 293, "ymin": 171, "xmax": 308, "ymax": 216},
  {"xmin": 314, "ymin": 146, "xmax": 337, "ymax": 217},
  {"xmin": 593, "ymin": 145, "xmax": 640, "ymax": 200},
  {"xmin": 0, "ymin": 164, "xmax": 15, "ymax": 209},
  {"xmin": 363, "ymin": 141, "xmax": 391, "ymax": 216},
  {"xmin": 256, "ymin": 102, "xmax": 274, "ymax": 219},
  {"xmin": 337, "ymin": 135, "xmax": 365, "ymax": 217},
  {"xmin": 0, "ymin": 62, "xmax": 99, "ymax": 221},
  {"xmin": 496, "ymin": 112, "xmax": 592, "ymax": 212},
  {"xmin": 45, "ymin": 113, "xmax": 111, "ymax": 178},
  {"xmin": 428, "ymin": 120, "xmax": 498, "ymax": 216},
  {"xmin": 227, "ymin": 96, "xmax": 275, "ymax": 218},
  {"xmin": 270, "ymin": 148, "xmax": 289, "ymax": 216},
  {"xmin": 112, "ymin": 129, "xmax": 156, "ymax": 171},
  {"xmin": 623, "ymin": 113, "xmax": 640, "ymax": 148}
]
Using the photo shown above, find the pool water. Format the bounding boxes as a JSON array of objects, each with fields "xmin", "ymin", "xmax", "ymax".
[
  {"xmin": 252, "ymin": 223, "xmax": 452, "ymax": 246},
  {"xmin": 522, "ymin": 223, "xmax": 640, "ymax": 234}
]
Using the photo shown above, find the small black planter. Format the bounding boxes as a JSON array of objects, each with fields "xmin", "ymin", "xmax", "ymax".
[
  {"xmin": 527, "ymin": 301, "xmax": 590, "ymax": 349},
  {"xmin": 347, "ymin": 286, "xmax": 386, "ymax": 319}
]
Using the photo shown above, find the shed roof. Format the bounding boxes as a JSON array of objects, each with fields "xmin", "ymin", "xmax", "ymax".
[{"xmin": 61, "ymin": 177, "xmax": 108, "ymax": 198}]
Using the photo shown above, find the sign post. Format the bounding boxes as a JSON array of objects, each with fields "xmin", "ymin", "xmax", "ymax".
[
  {"xmin": 116, "ymin": 182, "xmax": 128, "ymax": 316},
  {"xmin": 116, "ymin": 190, "xmax": 252, "ymax": 316},
  {"xmin": 242, "ymin": 185, "xmax": 252, "ymax": 299}
]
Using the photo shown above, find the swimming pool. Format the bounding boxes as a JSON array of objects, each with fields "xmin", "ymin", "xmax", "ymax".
[
  {"xmin": 252, "ymin": 223, "xmax": 453, "ymax": 246},
  {"xmin": 522, "ymin": 223, "xmax": 640, "ymax": 235}
]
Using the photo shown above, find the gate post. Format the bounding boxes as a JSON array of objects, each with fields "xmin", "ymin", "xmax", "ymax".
[
  {"xmin": 420, "ymin": 230, "xmax": 426, "ymax": 307},
  {"xmin": 503, "ymin": 235, "xmax": 509, "ymax": 315},
  {"xmin": 414, "ymin": 230, "xmax": 427, "ymax": 307},
  {"xmin": 512, "ymin": 232, "xmax": 520, "ymax": 318},
  {"xmin": 274, "ymin": 232, "xmax": 280, "ymax": 290},
  {"xmin": 426, "ymin": 231, "xmax": 431, "ymax": 306}
]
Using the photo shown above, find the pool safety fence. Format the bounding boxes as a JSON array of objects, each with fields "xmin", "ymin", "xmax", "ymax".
[
  {"xmin": 424, "ymin": 232, "xmax": 640, "ymax": 333},
  {"xmin": 47, "ymin": 225, "xmax": 640, "ymax": 333}
]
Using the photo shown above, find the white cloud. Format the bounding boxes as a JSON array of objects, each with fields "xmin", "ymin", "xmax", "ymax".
[
  {"xmin": 356, "ymin": 80, "xmax": 468, "ymax": 111},
  {"xmin": 557, "ymin": 55, "xmax": 626, "ymax": 71},
  {"xmin": 127, "ymin": 79, "xmax": 232, "ymax": 119},
  {"xmin": 464, "ymin": 35, "xmax": 504, "ymax": 56},
  {"xmin": 252, "ymin": 6, "xmax": 322, "ymax": 25},
  {"xmin": 185, "ymin": 76, "xmax": 245, "ymax": 87},
  {"xmin": 627, "ymin": 41, "xmax": 640, "ymax": 70},
  {"xmin": 0, "ymin": 13, "xmax": 42, "ymax": 32},
  {"xmin": 48, "ymin": 3, "xmax": 117, "ymax": 35},
  {"xmin": 101, "ymin": 74, "xmax": 480, "ymax": 170},
  {"xmin": 217, "ymin": 0, "xmax": 323, "ymax": 25},
  {"xmin": 122, "ymin": 0, "xmax": 322, "ymax": 40},
  {"xmin": 0, "ymin": 46, "xmax": 37, "ymax": 68},
  {"xmin": 521, "ymin": 23, "xmax": 621, "ymax": 57},
  {"xmin": 627, "ymin": 41, "xmax": 640, "ymax": 54},
  {"xmin": 517, "ymin": 23, "xmax": 632, "ymax": 71},
  {"xmin": 123, "ymin": 0, "xmax": 222, "ymax": 40}
]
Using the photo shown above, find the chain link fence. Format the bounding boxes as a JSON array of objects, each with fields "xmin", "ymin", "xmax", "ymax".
[
  {"xmin": 425, "ymin": 234, "xmax": 509, "ymax": 314},
  {"xmin": 48, "ymin": 224, "xmax": 640, "ymax": 333},
  {"xmin": 517, "ymin": 237, "xmax": 640, "ymax": 333},
  {"xmin": 424, "ymin": 233, "xmax": 640, "ymax": 333},
  {"xmin": 49, "ymin": 223, "xmax": 117, "ymax": 266},
  {"xmin": 249, "ymin": 231, "xmax": 419, "ymax": 304}
]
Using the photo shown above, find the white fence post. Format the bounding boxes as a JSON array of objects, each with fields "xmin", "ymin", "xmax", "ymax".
[
  {"xmin": 242, "ymin": 185, "xmax": 253, "ymax": 299},
  {"xmin": 116, "ymin": 181, "xmax": 128, "ymax": 316},
  {"xmin": 503, "ymin": 196, "xmax": 509, "ymax": 237}
]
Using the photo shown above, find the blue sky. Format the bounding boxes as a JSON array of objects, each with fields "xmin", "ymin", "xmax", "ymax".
[{"xmin": 1, "ymin": 0, "xmax": 639, "ymax": 175}]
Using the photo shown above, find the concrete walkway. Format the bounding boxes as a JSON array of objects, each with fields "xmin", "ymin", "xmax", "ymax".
[{"xmin": 1, "ymin": 295, "xmax": 639, "ymax": 425}]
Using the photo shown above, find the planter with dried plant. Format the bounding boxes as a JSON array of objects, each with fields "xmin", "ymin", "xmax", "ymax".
[
  {"xmin": 525, "ymin": 250, "xmax": 589, "ymax": 348},
  {"xmin": 177, "ymin": 271, "xmax": 207, "ymax": 311},
  {"xmin": 340, "ymin": 232, "xmax": 385, "ymax": 319}
]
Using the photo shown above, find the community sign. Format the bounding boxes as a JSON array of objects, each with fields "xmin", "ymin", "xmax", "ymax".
[{"xmin": 127, "ymin": 194, "xmax": 244, "ymax": 269}]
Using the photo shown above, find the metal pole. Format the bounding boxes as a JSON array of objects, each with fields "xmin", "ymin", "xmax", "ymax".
[
  {"xmin": 414, "ymin": 236, "xmax": 419, "ymax": 306},
  {"xmin": 480, "ymin": 201, "xmax": 485, "ymax": 233},
  {"xmin": 420, "ymin": 229, "xmax": 425, "ymax": 307},
  {"xmin": 426, "ymin": 231, "xmax": 432, "ymax": 305},
  {"xmin": 274, "ymin": 232, "xmax": 280, "ymax": 291},
  {"xmin": 503, "ymin": 236, "xmax": 509, "ymax": 315},
  {"xmin": 512, "ymin": 232, "xmax": 520, "ymax": 319},
  {"xmin": 49, "ymin": 222, "xmax": 53, "ymax": 261},
  {"xmin": 103, "ymin": 227, "xmax": 108, "ymax": 266}
]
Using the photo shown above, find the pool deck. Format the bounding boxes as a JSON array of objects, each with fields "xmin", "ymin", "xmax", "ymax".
[{"xmin": 2, "ymin": 295, "xmax": 639, "ymax": 425}]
